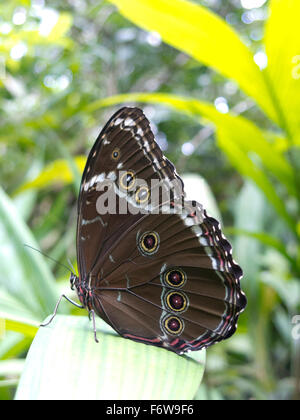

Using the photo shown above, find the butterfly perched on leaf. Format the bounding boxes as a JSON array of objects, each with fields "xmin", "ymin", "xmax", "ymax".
[{"xmin": 43, "ymin": 107, "xmax": 247, "ymax": 354}]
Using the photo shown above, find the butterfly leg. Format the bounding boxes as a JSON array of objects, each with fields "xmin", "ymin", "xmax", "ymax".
[
  {"xmin": 41, "ymin": 294, "xmax": 84, "ymax": 327},
  {"xmin": 89, "ymin": 309, "xmax": 99, "ymax": 343}
]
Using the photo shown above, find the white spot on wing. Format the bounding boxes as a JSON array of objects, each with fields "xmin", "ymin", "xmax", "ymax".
[
  {"xmin": 83, "ymin": 173, "xmax": 106, "ymax": 191},
  {"xmin": 184, "ymin": 217, "xmax": 194, "ymax": 227},
  {"xmin": 124, "ymin": 117, "xmax": 135, "ymax": 127},
  {"xmin": 96, "ymin": 173, "xmax": 106, "ymax": 183},
  {"xmin": 114, "ymin": 117, "xmax": 123, "ymax": 126},
  {"xmin": 107, "ymin": 171, "xmax": 117, "ymax": 181},
  {"xmin": 82, "ymin": 216, "xmax": 106, "ymax": 227},
  {"xmin": 136, "ymin": 127, "xmax": 144, "ymax": 137}
]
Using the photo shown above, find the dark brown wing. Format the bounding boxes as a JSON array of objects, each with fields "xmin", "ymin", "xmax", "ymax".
[
  {"xmin": 77, "ymin": 106, "xmax": 246, "ymax": 354},
  {"xmin": 90, "ymin": 199, "xmax": 246, "ymax": 354},
  {"xmin": 76, "ymin": 107, "xmax": 183, "ymax": 281}
]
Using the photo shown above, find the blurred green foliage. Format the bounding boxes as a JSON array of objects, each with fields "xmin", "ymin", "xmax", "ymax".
[{"xmin": 0, "ymin": 0, "xmax": 299, "ymax": 400}]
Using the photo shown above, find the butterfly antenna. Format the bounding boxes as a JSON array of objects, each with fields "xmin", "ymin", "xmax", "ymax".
[
  {"xmin": 67, "ymin": 258, "xmax": 77, "ymax": 276},
  {"xmin": 24, "ymin": 244, "xmax": 73, "ymax": 274}
]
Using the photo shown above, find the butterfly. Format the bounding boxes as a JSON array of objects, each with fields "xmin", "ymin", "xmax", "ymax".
[{"xmin": 42, "ymin": 107, "xmax": 247, "ymax": 354}]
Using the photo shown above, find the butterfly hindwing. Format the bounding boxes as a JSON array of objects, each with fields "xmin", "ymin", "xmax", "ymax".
[{"xmin": 90, "ymin": 200, "xmax": 246, "ymax": 353}]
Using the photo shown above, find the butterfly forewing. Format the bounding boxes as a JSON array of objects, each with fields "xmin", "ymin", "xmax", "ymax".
[
  {"xmin": 76, "ymin": 107, "xmax": 183, "ymax": 279},
  {"xmin": 76, "ymin": 107, "xmax": 247, "ymax": 354}
]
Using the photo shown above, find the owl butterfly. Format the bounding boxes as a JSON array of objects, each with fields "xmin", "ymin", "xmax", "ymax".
[{"xmin": 43, "ymin": 107, "xmax": 247, "ymax": 354}]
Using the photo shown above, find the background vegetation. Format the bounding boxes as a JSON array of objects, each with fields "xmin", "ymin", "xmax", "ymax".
[{"xmin": 0, "ymin": 0, "xmax": 299, "ymax": 400}]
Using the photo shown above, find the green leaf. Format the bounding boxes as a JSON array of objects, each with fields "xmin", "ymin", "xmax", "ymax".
[
  {"xmin": 0, "ymin": 187, "xmax": 57, "ymax": 318},
  {"xmin": 0, "ymin": 359, "xmax": 25, "ymax": 388},
  {"xmin": 0, "ymin": 289, "xmax": 39, "ymax": 338},
  {"xmin": 12, "ymin": 159, "xmax": 42, "ymax": 221},
  {"xmin": 15, "ymin": 315, "xmax": 206, "ymax": 400},
  {"xmin": 261, "ymin": 273, "xmax": 299, "ymax": 313},
  {"xmin": 216, "ymin": 125, "xmax": 296, "ymax": 234},
  {"xmin": 109, "ymin": 0, "xmax": 277, "ymax": 121},
  {"xmin": 264, "ymin": 0, "xmax": 300, "ymax": 144},
  {"xmin": 226, "ymin": 228, "xmax": 296, "ymax": 272},
  {"xmin": 182, "ymin": 174, "xmax": 222, "ymax": 221},
  {"xmin": 14, "ymin": 156, "xmax": 86, "ymax": 195},
  {"xmin": 48, "ymin": 13, "xmax": 73, "ymax": 42},
  {"xmin": 0, "ymin": 359, "xmax": 25, "ymax": 377},
  {"xmin": 232, "ymin": 182, "xmax": 266, "ymax": 303},
  {"xmin": 0, "ymin": 332, "xmax": 32, "ymax": 361},
  {"xmin": 43, "ymin": 132, "xmax": 82, "ymax": 195}
]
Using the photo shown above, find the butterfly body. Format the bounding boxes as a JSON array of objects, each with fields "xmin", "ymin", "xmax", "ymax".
[
  {"xmin": 71, "ymin": 274, "xmax": 92, "ymax": 309},
  {"xmin": 49, "ymin": 107, "xmax": 247, "ymax": 354}
]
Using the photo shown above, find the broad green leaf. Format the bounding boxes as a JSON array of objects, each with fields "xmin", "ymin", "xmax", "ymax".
[
  {"xmin": 217, "ymin": 126, "xmax": 295, "ymax": 234},
  {"xmin": 13, "ymin": 161, "xmax": 42, "ymax": 221},
  {"xmin": 15, "ymin": 315, "xmax": 206, "ymax": 400},
  {"xmin": 109, "ymin": 0, "xmax": 277, "ymax": 122},
  {"xmin": 261, "ymin": 273, "xmax": 300, "ymax": 313},
  {"xmin": 227, "ymin": 228, "xmax": 296, "ymax": 272},
  {"xmin": 233, "ymin": 182, "xmax": 266, "ymax": 301},
  {"xmin": 0, "ymin": 359, "xmax": 25, "ymax": 377},
  {"xmin": 0, "ymin": 289, "xmax": 41, "ymax": 362},
  {"xmin": 204, "ymin": 107, "xmax": 296, "ymax": 199},
  {"xmin": 264, "ymin": 0, "xmax": 300, "ymax": 144},
  {"xmin": 14, "ymin": 156, "xmax": 86, "ymax": 195},
  {"xmin": 0, "ymin": 289, "xmax": 39, "ymax": 338},
  {"xmin": 0, "ymin": 332, "xmax": 32, "ymax": 361},
  {"xmin": 0, "ymin": 187, "xmax": 57, "ymax": 318},
  {"xmin": 230, "ymin": 183, "xmax": 277, "ymax": 394},
  {"xmin": 182, "ymin": 174, "xmax": 222, "ymax": 221},
  {"xmin": 0, "ymin": 359, "xmax": 25, "ymax": 388},
  {"xmin": 3, "ymin": 320, "xmax": 38, "ymax": 338}
]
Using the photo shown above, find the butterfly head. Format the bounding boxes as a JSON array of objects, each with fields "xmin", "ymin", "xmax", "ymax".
[{"xmin": 70, "ymin": 272, "xmax": 78, "ymax": 291}]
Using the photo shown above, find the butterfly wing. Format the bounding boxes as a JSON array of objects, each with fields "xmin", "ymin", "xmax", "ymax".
[
  {"xmin": 76, "ymin": 107, "xmax": 183, "ymax": 280},
  {"xmin": 77, "ymin": 106, "xmax": 246, "ymax": 353},
  {"xmin": 90, "ymin": 200, "xmax": 246, "ymax": 353}
]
